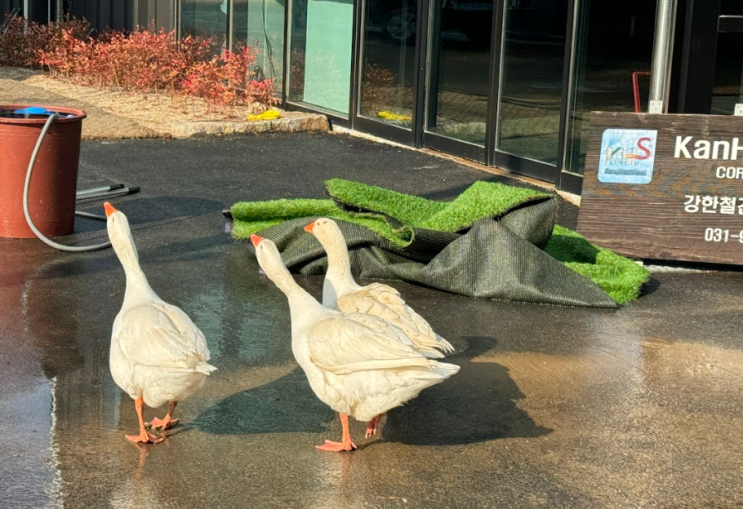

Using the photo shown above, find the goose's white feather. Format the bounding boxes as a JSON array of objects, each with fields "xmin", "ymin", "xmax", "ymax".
[
  {"xmin": 108, "ymin": 210, "xmax": 215, "ymax": 409},
  {"xmin": 312, "ymin": 218, "xmax": 455, "ymax": 356},
  {"xmin": 254, "ymin": 237, "xmax": 459, "ymax": 422}
]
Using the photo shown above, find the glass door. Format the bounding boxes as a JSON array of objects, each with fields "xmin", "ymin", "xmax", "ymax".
[
  {"xmin": 492, "ymin": 0, "xmax": 568, "ymax": 182},
  {"xmin": 181, "ymin": 0, "xmax": 229, "ymax": 46},
  {"xmin": 287, "ymin": 0, "xmax": 355, "ymax": 116},
  {"xmin": 675, "ymin": 0, "xmax": 743, "ymax": 115},
  {"xmin": 423, "ymin": 0, "xmax": 493, "ymax": 162},
  {"xmin": 233, "ymin": 0, "xmax": 286, "ymax": 88},
  {"xmin": 563, "ymin": 0, "xmax": 656, "ymax": 176},
  {"xmin": 354, "ymin": 0, "xmax": 422, "ymax": 142},
  {"xmin": 711, "ymin": 2, "xmax": 743, "ymax": 115}
]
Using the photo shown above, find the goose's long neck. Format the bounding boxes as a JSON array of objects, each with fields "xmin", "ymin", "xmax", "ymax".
[
  {"xmin": 270, "ymin": 263, "xmax": 325, "ymax": 317},
  {"xmin": 323, "ymin": 237, "xmax": 359, "ymax": 307},
  {"xmin": 123, "ymin": 262, "xmax": 155, "ymax": 306},
  {"xmin": 116, "ymin": 234, "xmax": 157, "ymax": 308}
]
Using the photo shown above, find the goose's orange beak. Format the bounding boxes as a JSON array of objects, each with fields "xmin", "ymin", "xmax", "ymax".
[
  {"xmin": 250, "ymin": 234, "xmax": 265, "ymax": 247},
  {"xmin": 304, "ymin": 221, "xmax": 316, "ymax": 234},
  {"xmin": 104, "ymin": 202, "xmax": 119, "ymax": 218}
]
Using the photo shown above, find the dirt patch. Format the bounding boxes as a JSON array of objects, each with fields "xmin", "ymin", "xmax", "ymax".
[
  {"xmin": 0, "ymin": 67, "xmax": 326, "ymax": 139},
  {"xmin": 0, "ymin": 68, "xmax": 158, "ymax": 139}
]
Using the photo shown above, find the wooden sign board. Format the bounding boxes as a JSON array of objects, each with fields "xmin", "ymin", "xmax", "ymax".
[{"xmin": 578, "ymin": 112, "xmax": 743, "ymax": 265}]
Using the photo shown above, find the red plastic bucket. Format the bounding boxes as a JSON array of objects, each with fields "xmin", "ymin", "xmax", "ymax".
[{"xmin": 0, "ymin": 104, "xmax": 86, "ymax": 238}]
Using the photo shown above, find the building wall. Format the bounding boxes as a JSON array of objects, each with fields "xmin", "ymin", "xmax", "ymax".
[
  {"xmin": 0, "ymin": 0, "xmax": 23, "ymax": 20},
  {"xmin": 0, "ymin": 0, "xmax": 174, "ymax": 32},
  {"xmin": 133, "ymin": 0, "xmax": 175, "ymax": 31},
  {"xmin": 68, "ymin": 0, "xmax": 134, "ymax": 30}
]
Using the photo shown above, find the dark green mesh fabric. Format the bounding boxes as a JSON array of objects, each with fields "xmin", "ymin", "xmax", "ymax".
[{"xmin": 239, "ymin": 195, "xmax": 618, "ymax": 309}]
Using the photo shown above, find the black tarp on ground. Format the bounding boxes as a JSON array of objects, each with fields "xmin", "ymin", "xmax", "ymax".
[{"xmin": 231, "ymin": 194, "xmax": 619, "ymax": 309}]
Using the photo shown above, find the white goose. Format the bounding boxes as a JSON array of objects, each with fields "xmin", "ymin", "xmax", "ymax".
[
  {"xmin": 251, "ymin": 233, "xmax": 459, "ymax": 451},
  {"xmin": 304, "ymin": 218, "xmax": 454, "ymax": 358},
  {"xmin": 105, "ymin": 202, "xmax": 216, "ymax": 444}
]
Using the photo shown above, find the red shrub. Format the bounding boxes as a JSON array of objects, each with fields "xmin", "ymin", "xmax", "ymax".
[
  {"xmin": 183, "ymin": 45, "xmax": 278, "ymax": 111},
  {"xmin": 2, "ymin": 17, "xmax": 278, "ymax": 112},
  {"xmin": 0, "ymin": 15, "xmax": 89, "ymax": 68},
  {"xmin": 38, "ymin": 27, "xmax": 94, "ymax": 78}
]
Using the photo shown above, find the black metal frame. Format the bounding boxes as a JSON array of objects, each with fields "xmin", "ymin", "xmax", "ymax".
[
  {"xmin": 425, "ymin": 0, "xmax": 443, "ymax": 135},
  {"xmin": 281, "ymin": 0, "xmax": 290, "ymax": 104},
  {"xmin": 555, "ymin": 0, "xmax": 580, "ymax": 192},
  {"xmin": 352, "ymin": 116, "xmax": 414, "ymax": 144},
  {"xmin": 285, "ymin": 101, "xmax": 351, "ymax": 128},
  {"xmin": 492, "ymin": 151, "xmax": 557, "ymax": 183},
  {"xmin": 348, "ymin": 0, "xmax": 361, "ymax": 123},
  {"xmin": 483, "ymin": 0, "xmax": 504, "ymax": 168},
  {"xmin": 281, "ymin": 0, "xmax": 495, "ymax": 162},
  {"xmin": 226, "ymin": 0, "xmax": 233, "ymax": 52},
  {"xmin": 556, "ymin": 170, "xmax": 583, "ymax": 196},
  {"xmin": 423, "ymin": 134, "xmax": 486, "ymax": 164},
  {"xmin": 412, "ymin": 0, "xmax": 429, "ymax": 147},
  {"xmin": 280, "ymin": 0, "xmax": 585, "ymax": 188}
]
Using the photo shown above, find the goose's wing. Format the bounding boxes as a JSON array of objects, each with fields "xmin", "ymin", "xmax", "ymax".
[
  {"xmin": 152, "ymin": 302, "xmax": 211, "ymax": 361},
  {"xmin": 115, "ymin": 303, "xmax": 210, "ymax": 369},
  {"xmin": 306, "ymin": 313, "xmax": 433, "ymax": 375},
  {"xmin": 338, "ymin": 283, "xmax": 454, "ymax": 355}
]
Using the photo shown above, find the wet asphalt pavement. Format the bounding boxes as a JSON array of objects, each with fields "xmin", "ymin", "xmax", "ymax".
[{"xmin": 2, "ymin": 132, "xmax": 743, "ymax": 509}]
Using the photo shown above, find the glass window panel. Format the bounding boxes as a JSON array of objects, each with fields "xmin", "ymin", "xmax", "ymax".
[
  {"xmin": 496, "ymin": 0, "xmax": 567, "ymax": 165},
  {"xmin": 181, "ymin": 0, "xmax": 228, "ymax": 47},
  {"xmin": 711, "ymin": 32, "xmax": 743, "ymax": 115},
  {"xmin": 565, "ymin": 0, "xmax": 656, "ymax": 174},
  {"xmin": 712, "ymin": 2, "xmax": 743, "ymax": 115},
  {"xmin": 426, "ymin": 0, "xmax": 493, "ymax": 145},
  {"xmin": 722, "ymin": 1, "xmax": 743, "ymax": 14},
  {"xmin": 358, "ymin": 0, "xmax": 416, "ymax": 128},
  {"xmin": 288, "ymin": 0, "xmax": 353, "ymax": 115},
  {"xmin": 233, "ymin": 0, "xmax": 285, "ymax": 89}
]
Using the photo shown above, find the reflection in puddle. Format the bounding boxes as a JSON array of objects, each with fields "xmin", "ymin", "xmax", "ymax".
[
  {"xmin": 0, "ymin": 376, "xmax": 61, "ymax": 508},
  {"xmin": 6, "ymin": 222, "xmax": 743, "ymax": 508}
]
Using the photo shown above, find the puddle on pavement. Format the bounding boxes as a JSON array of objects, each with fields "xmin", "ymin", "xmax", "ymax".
[{"xmin": 4, "ymin": 232, "xmax": 743, "ymax": 507}]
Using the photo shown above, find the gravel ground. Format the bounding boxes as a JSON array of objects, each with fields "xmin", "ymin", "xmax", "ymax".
[{"xmin": 0, "ymin": 67, "xmax": 293, "ymax": 139}]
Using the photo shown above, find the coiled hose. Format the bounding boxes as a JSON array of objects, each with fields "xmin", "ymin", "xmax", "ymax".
[{"xmin": 23, "ymin": 113, "xmax": 112, "ymax": 252}]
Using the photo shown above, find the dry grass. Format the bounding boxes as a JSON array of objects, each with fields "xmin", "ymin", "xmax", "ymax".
[{"xmin": 0, "ymin": 67, "xmax": 281, "ymax": 139}]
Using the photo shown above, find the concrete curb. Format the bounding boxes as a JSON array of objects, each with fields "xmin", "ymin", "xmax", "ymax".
[{"xmin": 170, "ymin": 113, "xmax": 330, "ymax": 138}]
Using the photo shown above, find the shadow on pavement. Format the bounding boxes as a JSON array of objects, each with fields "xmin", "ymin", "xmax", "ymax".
[
  {"xmin": 193, "ymin": 368, "xmax": 335, "ymax": 435},
  {"xmin": 194, "ymin": 336, "xmax": 550, "ymax": 446},
  {"xmin": 384, "ymin": 336, "xmax": 552, "ymax": 445}
]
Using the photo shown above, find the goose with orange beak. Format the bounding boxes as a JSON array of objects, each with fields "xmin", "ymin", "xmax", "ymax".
[
  {"xmin": 250, "ymin": 233, "xmax": 459, "ymax": 451},
  {"xmin": 106, "ymin": 202, "xmax": 216, "ymax": 444},
  {"xmin": 304, "ymin": 218, "xmax": 454, "ymax": 358}
]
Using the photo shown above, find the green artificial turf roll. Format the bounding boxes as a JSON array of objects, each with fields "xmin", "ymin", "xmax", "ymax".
[
  {"xmin": 231, "ymin": 198, "xmax": 414, "ymax": 246},
  {"xmin": 231, "ymin": 179, "xmax": 650, "ymax": 305},
  {"xmin": 545, "ymin": 225, "xmax": 649, "ymax": 304},
  {"xmin": 326, "ymin": 178, "xmax": 550, "ymax": 231}
]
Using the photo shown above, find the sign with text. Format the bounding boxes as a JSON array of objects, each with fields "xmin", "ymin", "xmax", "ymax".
[{"xmin": 578, "ymin": 112, "xmax": 743, "ymax": 265}]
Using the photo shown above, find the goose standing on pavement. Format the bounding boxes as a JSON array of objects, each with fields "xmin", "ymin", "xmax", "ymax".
[
  {"xmin": 250, "ymin": 233, "xmax": 459, "ymax": 451},
  {"xmin": 304, "ymin": 218, "xmax": 454, "ymax": 358},
  {"xmin": 105, "ymin": 202, "xmax": 216, "ymax": 444}
]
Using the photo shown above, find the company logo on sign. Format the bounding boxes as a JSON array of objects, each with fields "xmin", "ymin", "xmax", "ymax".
[{"xmin": 598, "ymin": 129, "xmax": 658, "ymax": 184}]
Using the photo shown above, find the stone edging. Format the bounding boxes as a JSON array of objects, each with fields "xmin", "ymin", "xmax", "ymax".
[{"xmin": 170, "ymin": 113, "xmax": 329, "ymax": 138}]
